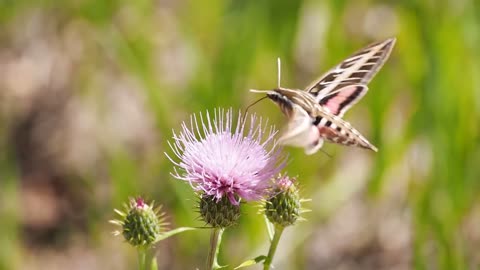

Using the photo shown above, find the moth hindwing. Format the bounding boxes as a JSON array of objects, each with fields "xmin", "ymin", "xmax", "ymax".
[{"xmin": 250, "ymin": 38, "xmax": 395, "ymax": 154}]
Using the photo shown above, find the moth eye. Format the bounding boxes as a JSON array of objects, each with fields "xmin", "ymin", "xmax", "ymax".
[{"xmin": 267, "ymin": 94, "xmax": 278, "ymax": 101}]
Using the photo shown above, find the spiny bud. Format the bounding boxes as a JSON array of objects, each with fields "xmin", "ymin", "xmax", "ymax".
[
  {"xmin": 111, "ymin": 197, "xmax": 167, "ymax": 247},
  {"xmin": 264, "ymin": 175, "xmax": 302, "ymax": 227},
  {"xmin": 199, "ymin": 195, "xmax": 240, "ymax": 228}
]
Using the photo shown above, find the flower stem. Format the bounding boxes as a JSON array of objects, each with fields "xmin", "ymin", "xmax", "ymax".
[
  {"xmin": 138, "ymin": 246, "xmax": 157, "ymax": 270},
  {"xmin": 206, "ymin": 228, "xmax": 224, "ymax": 270},
  {"xmin": 263, "ymin": 225, "xmax": 284, "ymax": 270},
  {"xmin": 138, "ymin": 248, "xmax": 145, "ymax": 270},
  {"xmin": 137, "ymin": 247, "xmax": 147, "ymax": 270}
]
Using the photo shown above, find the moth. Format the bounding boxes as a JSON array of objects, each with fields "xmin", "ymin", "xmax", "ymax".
[{"xmin": 251, "ymin": 38, "xmax": 396, "ymax": 155}]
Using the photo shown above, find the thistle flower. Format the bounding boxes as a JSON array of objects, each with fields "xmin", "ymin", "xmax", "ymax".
[
  {"xmin": 110, "ymin": 197, "xmax": 167, "ymax": 247},
  {"xmin": 167, "ymin": 108, "xmax": 285, "ymax": 206},
  {"xmin": 264, "ymin": 175, "xmax": 305, "ymax": 227}
]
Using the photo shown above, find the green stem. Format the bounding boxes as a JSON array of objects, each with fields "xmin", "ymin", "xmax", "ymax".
[
  {"xmin": 138, "ymin": 247, "xmax": 146, "ymax": 270},
  {"xmin": 206, "ymin": 228, "xmax": 224, "ymax": 270},
  {"xmin": 138, "ymin": 246, "xmax": 157, "ymax": 270},
  {"xmin": 145, "ymin": 248, "xmax": 157, "ymax": 270},
  {"xmin": 263, "ymin": 225, "xmax": 285, "ymax": 270}
]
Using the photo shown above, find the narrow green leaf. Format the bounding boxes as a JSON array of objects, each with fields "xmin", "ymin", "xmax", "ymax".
[
  {"xmin": 264, "ymin": 215, "xmax": 274, "ymax": 241},
  {"xmin": 234, "ymin": 256, "xmax": 267, "ymax": 269},
  {"xmin": 154, "ymin": 227, "xmax": 198, "ymax": 242}
]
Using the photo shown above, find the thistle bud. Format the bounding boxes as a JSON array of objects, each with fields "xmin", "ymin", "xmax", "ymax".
[
  {"xmin": 264, "ymin": 175, "xmax": 302, "ymax": 227},
  {"xmin": 199, "ymin": 195, "xmax": 241, "ymax": 228},
  {"xmin": 111, "ymin": 198, "xmax": 166, "ymax": 247}
]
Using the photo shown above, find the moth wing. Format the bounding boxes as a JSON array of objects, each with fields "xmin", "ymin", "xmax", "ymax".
[
  {"xmin": 278, "ymin": 104, "xmax": 324, "ymax": 155},
  {"xmin": 319, "ymin": 85, "xmax": 368, "ymax": 117},
  {"xmin": 305, "ymin": 38, "xmax": 395, "ymax": 113}
]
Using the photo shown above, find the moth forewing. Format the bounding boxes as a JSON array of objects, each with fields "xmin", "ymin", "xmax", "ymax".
[{"xmin": 306, "ymin": 38, "xmax": 395, "ymax": 103}]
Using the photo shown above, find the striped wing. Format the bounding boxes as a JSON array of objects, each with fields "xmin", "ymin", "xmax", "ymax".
[{"xmin": 306, "ymin": 38, "xmax": 395, "ymax": 117}]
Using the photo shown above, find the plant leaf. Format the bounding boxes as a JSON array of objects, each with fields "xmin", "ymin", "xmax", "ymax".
[
  {"xmin": 264, "ymin": 215, "xmax": 274, "ymax": 241},
  {"xmin": 154, "ymin": 227, "xmax": 198, "ymax": 242},
  {"xmin": 234, "ymin": 255, "xmax": 267, "ymax": 269}
]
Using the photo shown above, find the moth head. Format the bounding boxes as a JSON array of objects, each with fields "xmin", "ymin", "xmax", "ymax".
[
  {"xmin": 247, "ymin": 58, "xmax": 297, "ymax": 117},
  {"xmin": 249, "ymin": 89, "xmax": 294, "ymax": 118}
]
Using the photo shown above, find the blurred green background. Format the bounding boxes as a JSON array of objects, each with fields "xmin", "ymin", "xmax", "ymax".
[{"xmin": 0, "ymin": 0, "xmax": 479, "ymax": 269}]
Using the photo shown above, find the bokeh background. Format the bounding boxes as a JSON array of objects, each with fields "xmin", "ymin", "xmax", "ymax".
[{"xmin": 0, "ymin": 1, "xmax": 479, "ymax": 269}]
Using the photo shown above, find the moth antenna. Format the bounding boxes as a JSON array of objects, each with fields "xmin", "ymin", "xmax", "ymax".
[
  {"xmin": 242, "ymin": 96, "xmax": 268, "ymax": 123},
  {"xmin": 277, "ymin": 57, "xmax": 281, "ymax": 88}
]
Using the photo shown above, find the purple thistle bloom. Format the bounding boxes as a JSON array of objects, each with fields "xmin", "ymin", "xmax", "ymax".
[
  {"xmin": 167, "ymin": 108, "xmax": 286, "ymax": 205},
  {"xmin": 275, "ymin": 174, "xmax": 295, "ymax": 192}
]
